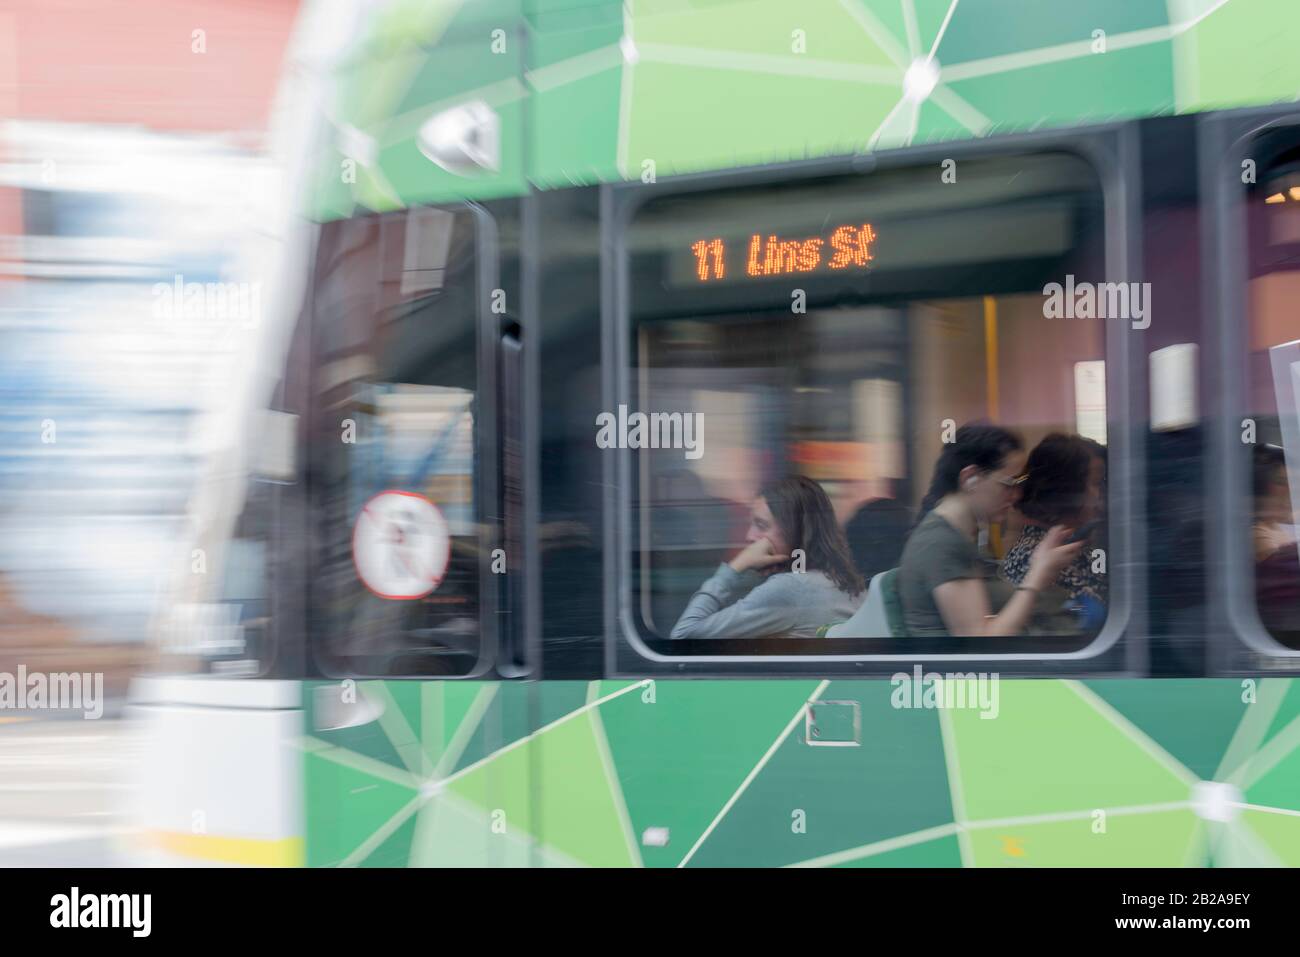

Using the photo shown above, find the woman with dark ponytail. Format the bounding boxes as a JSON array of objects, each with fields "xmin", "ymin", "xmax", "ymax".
[
  {"xmin": 897, "ymin": 423, "xmax": 1083, "ymax": 637},
  {"xmin": 671, "ymin": 475, "xmax": 863, "ymax": 640}
]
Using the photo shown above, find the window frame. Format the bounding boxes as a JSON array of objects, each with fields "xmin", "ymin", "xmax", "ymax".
[
  {"xmin": 602, "ymin": 126, "xmax": 1145, "ymax": 677},
  {"xmin": 1204, "ymin": 106, "xmax": 1300, "ymax": 674},
  {"xmin": 305, "ymin": 201, "xmax": 505, "ymax": 680}
]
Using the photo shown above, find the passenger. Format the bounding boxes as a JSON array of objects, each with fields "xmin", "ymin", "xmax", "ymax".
[
  {"xmin": 670, "ymin": 475, "xmax": 864, "ymax": 640},
  {"xmin": 999, "ymin": 433, "xmax": 1107, "ymax": 628},
  {"xmin": 897, "ymin": 424, "xmax": 1083, "ymax": 638},
  {"xmin": 1252, "ymin": 444, "xmax": 1300, "ymax": 637},
  {"xmin": 844, "ymin": 496, "xmax": 912, "ymax": 584},
  {"xmin": 1253, "ymin": 444, "xmax": 1295, "ymax": 561}
]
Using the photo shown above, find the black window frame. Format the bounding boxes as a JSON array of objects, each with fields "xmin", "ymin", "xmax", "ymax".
[
  {"xmin": 602, "ymin": 126, "xmax": 1145, "ymax": 678},
  {"xmin": 304, "ymin": 201, "xmax": 505, "ymax": 680}
]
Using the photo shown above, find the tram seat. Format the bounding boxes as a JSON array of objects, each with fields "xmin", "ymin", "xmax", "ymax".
[{"xmin": 822, "ymin": 568, "xmax": 904, "ymax": 639}]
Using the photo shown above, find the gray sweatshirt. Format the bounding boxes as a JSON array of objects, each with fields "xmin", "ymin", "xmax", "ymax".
[{"xmin": 670, "ymin": 563, "xmax": 863, "ymax": 640}]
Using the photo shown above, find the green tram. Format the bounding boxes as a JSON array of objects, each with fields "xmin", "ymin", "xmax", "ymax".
[{"xmin": 131, "ymin": 0, "xmax": 1300, "ymax": 867}]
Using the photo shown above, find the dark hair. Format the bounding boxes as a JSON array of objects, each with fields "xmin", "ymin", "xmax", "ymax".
[
  {"xmin": 844, "ymin": 498, "xmax": 912, "ymax": 582},
  {"xmin": 1254, "ymin": 444, "xmax": 1286, "ymax": 500},
  {"xmin": 758, "ymin": 475, "xmax": 864, "ymax": 596},
  {"xmin": 1018, "ymin": 433, "xmax": 1105, "ymax": 526},
  {"xmin": 916, "ymin": 423, "xmax": 1023, "ymax": 523}
]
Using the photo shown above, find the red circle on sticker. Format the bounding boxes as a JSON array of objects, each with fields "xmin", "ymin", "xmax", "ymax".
[{"xmin": 351, "ymin": 490, "xmax": 451, "ymax": 600}]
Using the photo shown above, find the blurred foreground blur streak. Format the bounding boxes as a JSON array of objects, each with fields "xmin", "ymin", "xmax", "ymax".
[{"xmin": 0, "ymin": 0, "xmax": 299, "ymax": 863}]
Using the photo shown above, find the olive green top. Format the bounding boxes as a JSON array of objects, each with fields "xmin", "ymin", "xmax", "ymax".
[{"xmin": 897, "ymin": 511, "xmax": 1013, "ymax": 637}]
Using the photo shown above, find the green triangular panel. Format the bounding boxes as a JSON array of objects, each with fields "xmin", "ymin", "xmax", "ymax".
[
  {"xmin": 1209, "ymin": 817, "xmax": 1284, "ymax": 867},
  {"xmin": 532, "ymin": 71, "xmax": 622, "ymax": 188},
  {"xmin": 383, "ymin": 681, "xmax": 424, "ymax": 741},
  {"xmin": 442, "ymin": 682, "xmax": 489, "ymax": 746},
  {"xmin": 529, "ymin": 13, "xmax": 623, "ymax": 188},
  {"xmin": 365, "ymin": 682, "xmax": 428, "ymax": 777},
  {"xmin": 924, "ymin": 0, "xmax": 1169, "ymax": 67},
  {"xmin": 636, "ymin": 0, "xmax": 901, "ymax": 66},
  {"xmin": 597, "ymin": 679, "xmax": 821, "ymax": 868},
  {"xmin": 305, "ymin": 751, "xmax": 418, "ymax": 868},
  {"xmin": 446, "ymin": 748, "xmax": 535, "ymax": 847},
  {"xmin": 1259, "ymin": 680, "xmax": 1300, "ymax": 750},
  {"xmin": 1177, "ymin": 0, "xmax": 1300, "ymax": 111},
  {"xmin": 946, "ymin": 680, "xmax": 1191, "ymax": 822},
  {"xmin": 531, "ymin": 0, "xmax": 621, "ymax": 39},
  {"xmin": 688, "ymin": 680, "xmax": 953, "ymax": 867},
  {"xmin": 624, "ymin": 65, "xmax": 900, "ymax": 176},
  {"xmin": 535, "ymin": 711, "xmax": 635, "ymax": 866},
  {"xmin": 312, "ymin": 712, "xmax": 408, "ymax": 772},
  {"xmin": 452, "ymin": 682, "xmax": 535, "ymax": 773},
  {"xmin": 1241, "ymin": 809, "xmax": 1300, "ymax": 867},
  {"xmin": 537, "ymin": 681, "xmax": 592, "ymax": 729},
  {"xmin": 855, "ymin": 0, "xmax": 910, "ymax": 58},
  {"xmin": 306, "ymin": 680, "xmax": 499, "ymax": 778},
  {"xmin": 834, "ymin": 833, "xmax": 963, "ymax": 868},
  {"xmin": 912, "ymin": 98, "xmax": 967, "ymax": 143},
  {"xmin": 1244, "ymin": 745, "xmax": 1300, "ymax": 813},
  {"xmin": 1083, "ymin": 679, "xmax": 1248, "ymax": 781},
  {"xmin": 450, "ymin": 711, "xmax": 633, "ymax": 866},
  {"xmin": 946, "ymin": 44, "xmax": 1175, "ymax": 133},
  {"xmin": 967, "ymin": 810, "xmax": 1200, "ymax": 867},
  {"xmin": 410, "ymin": 790, "xmax": 535, "ymax": 867},
  {"xmin": 908, "ymin": 0, "xmax": 951, "ymax": 57},
  {"xmin": 359, "ymin": 813, "xmax": 420, "ymax": 868},
  {"xmin": 594, "ymin": 679, "xmax": 643, "ymax": 696},
  {"xmin": 419, "ymin": 683, "xmax": 446, "ymax": 770},
  {"xmin": 419, "ymin": 681, "xmax": 495, "ymax": 771}
]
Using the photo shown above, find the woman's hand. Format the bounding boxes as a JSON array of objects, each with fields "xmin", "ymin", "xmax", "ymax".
[
  {"xmin": 729, "ymin": 537, "xmax": 791, "ymax": 575},
  {"xmin": 1025, "ymin": 525, "xmax": 1085, "ymax": 588}
]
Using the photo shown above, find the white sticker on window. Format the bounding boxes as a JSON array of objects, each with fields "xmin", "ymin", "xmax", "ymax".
[{"xmin": 352, "ymin": 490, "xmax": 450, "ymax": 600}]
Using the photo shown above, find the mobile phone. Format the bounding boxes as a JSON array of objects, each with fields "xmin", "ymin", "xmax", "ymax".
[{"xmin": 1066, "ymin": 520, "xmax": 1101, "ymax": 545}]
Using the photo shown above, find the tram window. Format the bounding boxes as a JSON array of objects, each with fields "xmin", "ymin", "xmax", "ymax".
[
  {"xmin": 1244, "ymin": 146, "xmax": 1300, "ymax": 650},
  {"xmin": 307, "ymin": 207, "xmax": 484, "ymax": 677},
  {"xmin": 624, "ymin": 152, "xmax": 1111, "ymax": 653}
]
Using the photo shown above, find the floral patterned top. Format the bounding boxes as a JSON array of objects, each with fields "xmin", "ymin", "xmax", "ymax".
[{"xmin": 999, "ymin": 523, "xmax": 1107, "ymax": 604}]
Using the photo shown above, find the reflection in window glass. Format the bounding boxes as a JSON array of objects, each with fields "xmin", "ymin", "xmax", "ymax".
[
  {"xmin": 309, "ymin": 208, "xmax": 483, "ymax": 676},
  {"xmin": 1248, "ymin": 147, "xmax": 1300, "ymax": 648},
  {"xmin": 626, "ymin": 154, "xmax": 1109, "ymax": 649}
]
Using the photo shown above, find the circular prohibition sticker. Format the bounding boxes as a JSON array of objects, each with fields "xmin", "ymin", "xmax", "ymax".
[{"xmin": 351, "ymin": 490, "xmax": 451, "ymax": 600}]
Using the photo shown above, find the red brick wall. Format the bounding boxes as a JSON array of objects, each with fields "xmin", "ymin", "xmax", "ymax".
[{"xmin": 0, "ymin": 0, "xmax": 299, "ymax": 134}]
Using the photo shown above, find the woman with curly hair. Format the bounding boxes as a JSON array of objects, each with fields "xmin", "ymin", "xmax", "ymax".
[{"xmin": 999, "ymin": 433, "xmax": 1107, "ymax": 623}]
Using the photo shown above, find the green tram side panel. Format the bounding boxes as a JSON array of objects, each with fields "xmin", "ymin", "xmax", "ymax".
[
  {"xmin": 303, "ymin": 677, "xmax": 1300, "ymax": 867},
  {"xmin": 306, "ymin": 0, "xmax": 1300, "ymax": 220}
]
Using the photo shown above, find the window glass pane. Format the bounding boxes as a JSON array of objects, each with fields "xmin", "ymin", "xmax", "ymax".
[
  {"xmin": 626, "ymin": 153, "xmax": 1109, "ymax": 651},
  {"xmin": 308, "ymin": 207, "xmax": 483, "ymax": 676},
  {"xmin": 1246, "ymin": 141, "xmax": 1300, "ymax": 649}
]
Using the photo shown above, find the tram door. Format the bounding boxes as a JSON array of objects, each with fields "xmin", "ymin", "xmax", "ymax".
[{"xmin": 295, "ymin": 200, "xmax": 540, "ymax": 867}]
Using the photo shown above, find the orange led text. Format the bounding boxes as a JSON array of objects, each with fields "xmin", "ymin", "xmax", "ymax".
[{"xmin": 691, "ymin": 224, "xmax": 877, "ymax": 282}]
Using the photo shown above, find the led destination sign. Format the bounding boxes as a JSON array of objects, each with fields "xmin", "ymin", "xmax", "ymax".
[{"xmin": 690, "ymin": 223, "xmax": 877, "ymax": 282}]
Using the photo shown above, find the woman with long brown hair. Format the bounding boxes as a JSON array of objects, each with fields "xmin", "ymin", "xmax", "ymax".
[{"xmin": 670, "ymin": 475, "xmax": 863, "ymax": 640}]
